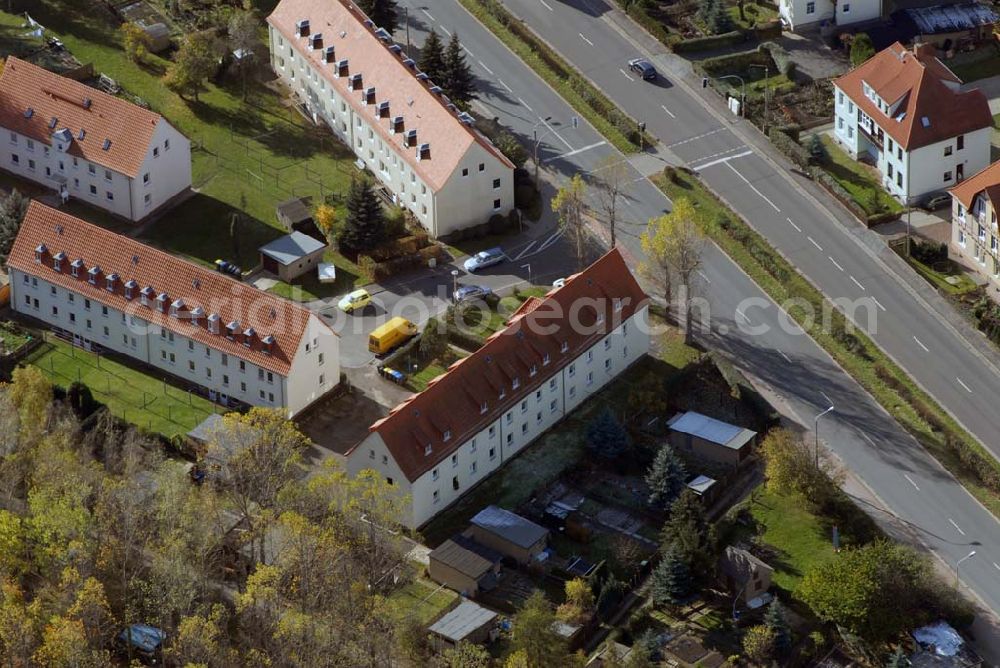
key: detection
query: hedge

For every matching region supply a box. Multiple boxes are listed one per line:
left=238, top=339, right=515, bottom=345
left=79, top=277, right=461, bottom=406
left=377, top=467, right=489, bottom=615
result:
left=696, top=48, right=771, bottom=78
left=768, top=128, right=812, bottom=171
left=759, top=41, right=795, bottom=77
left=672, top=30, right=748, bottom=54
left=623, top=0, right=680, bottom=48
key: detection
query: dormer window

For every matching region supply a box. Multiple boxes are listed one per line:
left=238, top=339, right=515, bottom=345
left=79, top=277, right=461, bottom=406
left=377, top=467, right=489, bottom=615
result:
left=34, top=244, right=46, bottom=263
left=391, top=116, right=404, bottom=133
left=336, top=59, right=349, bottom=77
left=417, top=143, right=430, bottom=160
left=296, top=18, right=310, bottom=36
left=443, top=430, right=451, bottom=442
left=543, top=353, right=550, bottom=366
left=499, top=388, right=506, bottom=400
left=404, top=129, right=417, bottom=147
left=351, top=74, right=363, bottom=91
left=88, top=265, right=100, bottom=285
left=614, top=298, right=622, bottom=312
left=377, top=101, right=390, bottom=118
left=424, top=444, right=432, bottom=456
left=243, top=327, right=256, bottom=347
left=561, top=340, right=569, bottom=353
left=70, top=259, right=83, bottom=277
left=226, top=321, right=239, bottom=340
left=512, top=378, right=520, bottom=390
left=309, top=33, right=323, bottom=49
left=140, top=286, right=154, bottom=306
left=170, top=298, right=184, bottom=317
left=364, top=86, right=376, bottom=104
left=208, top=313, right=220, bottom=334
left=52, top=251, right=66, bottom=272
left=480, top=401, right=487, bottom=414
left=105, top=273, right=118, bottom=292
left=189, top=306, right=204, bottom=326
left=262, top=334, right=275, bottom=355
left=124, top=280, right=137, bottom=300
left=324, top=45, right=336, bottom=63
left=156, top=292, right=168, bottom=312
left=529, top=365, right=537, bottom=377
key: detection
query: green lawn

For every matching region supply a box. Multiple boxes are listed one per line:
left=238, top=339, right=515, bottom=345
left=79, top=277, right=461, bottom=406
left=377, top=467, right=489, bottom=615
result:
left=404, top=348, right=468, bottom=392
left=387, top=577, right=459, bottom=624
left=949, top=52, right=1000, bottom=83
left=11, top=3, right=357, bottom=270
left=266, top=252, right=363, bottom=302
left=653, top=320, right=702, bottom=370
left=24, top=335, right=217, bottom=438
left=906, top=256, right=977, bottom=296
left=0, top=321, right=34, bottom=354
left=818, top=136, right=903, bottom=216
left=727, top=3, right=778, bottom=29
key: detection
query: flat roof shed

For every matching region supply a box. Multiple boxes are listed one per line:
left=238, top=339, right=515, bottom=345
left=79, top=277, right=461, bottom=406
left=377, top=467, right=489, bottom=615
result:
left=470, top=505, right=549, bottom=549
left=428, top=600, right=498, bottom=645
left=668, top=411, right=756, bottom=450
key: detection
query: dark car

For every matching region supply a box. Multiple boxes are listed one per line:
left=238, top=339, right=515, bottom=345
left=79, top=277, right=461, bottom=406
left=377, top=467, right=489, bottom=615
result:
left=628, top=58, right=657, bottom=81
left=454, top=285, right=493, bottom=302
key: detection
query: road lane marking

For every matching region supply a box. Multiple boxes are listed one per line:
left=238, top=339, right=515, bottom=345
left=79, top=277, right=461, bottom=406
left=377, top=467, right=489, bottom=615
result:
left=957, top=377, right=972, bottom=393
left=850, top=275, right=865, bottom=291
left=820, top=390, right=833, bottom=405
left=478, top=60, right=494, bottom=75
left=871, top=296, right=886, bottom=312
left=579, top=33, right=594, bottom=46
left=513, top=241, right=537, bottom=260
left=913, top=336, right=929, bottom=352
left=462, top=45, right=473, bottom=55
left=540, top=116, right=573, bottom=150
left=517, top=97, right=533, bottom=112
left=786, top=217, right=801, bottom=232
left=904, top=474, right=920, bottom=491
left=661, top=104, right=676, bottom=119
left=807, top=236, right=822, bottom=251
left=619, top=68, right=635, bottom=82
left=779, top=350, right=792, bottom=362
left=994, top=562, right=1000, bottom=572
left=736, top=308, right=751, bottom=323
left=539, top=0, right=554, bottom=9
left=861, top=433, right=876, bottom=446
left=536, top=229, right=564, bottom=253
left=545, top=141, right=607, bottom=162
left=725, top=162, right=780, bottom=212
left=690, top=149, right=752, bottom=171
left=829, top=256, right=844, bottom=272
left=948, top=518, right=966, bottom=536
left=697, top=270, right=711, bottom=284
left=666, top=127, right=727, bottom=148
left=440, top=26, right=452, bottom=36
left=421, top=8, right=435, bottom=20
left=498, top=79, right=513, bottom=93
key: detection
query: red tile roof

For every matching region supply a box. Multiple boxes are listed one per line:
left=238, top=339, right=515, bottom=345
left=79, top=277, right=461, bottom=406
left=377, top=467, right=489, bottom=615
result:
left=7, top=202, right=330, bottom=375
left=949, top=160, right=1000, bottom=209
left=833, top=42, right=991, bottom=151
left=267, top=0, right=513, bottom=192
left=0, top=57, right=171, bottom=178
left=352, top=248, right=648, bottom=482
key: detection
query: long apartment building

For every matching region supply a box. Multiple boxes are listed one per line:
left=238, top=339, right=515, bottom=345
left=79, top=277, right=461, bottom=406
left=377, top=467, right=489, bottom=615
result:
left=346, top=249, right=650, bottom=528
left=832, top=43, right=991, bottom=206
left=267, top=0, right=515, bottom=238
left=0, top=57, right=192, bottom=222
left=949, top=161, right=1000, bottom=295
left=8, top=202, right=339, bottom=418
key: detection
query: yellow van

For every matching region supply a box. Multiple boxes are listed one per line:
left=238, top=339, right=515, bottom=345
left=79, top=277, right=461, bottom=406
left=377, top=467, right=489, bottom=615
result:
left=368, top=317, right=418, bottom=355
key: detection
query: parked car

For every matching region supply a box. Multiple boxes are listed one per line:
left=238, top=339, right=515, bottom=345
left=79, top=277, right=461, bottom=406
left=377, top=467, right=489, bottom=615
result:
left=628, top=58, right=657, bottom=81
left=454, top=284, right=493, bottom=302
left=922, top=193, right=951, bottom=211
left=553, top=278, right=566, bottom=288
left=464, top=247, right=506, bottom=273
left=338, top=288, right=372, bottom=313
left=368, top=317, right=419, bottom=355
left=116, top=624, right=166, bottom=664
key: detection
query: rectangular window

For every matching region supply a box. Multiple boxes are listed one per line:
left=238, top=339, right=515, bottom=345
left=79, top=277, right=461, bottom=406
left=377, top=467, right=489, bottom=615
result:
left=493, top=199, right=501, bottom=211
left=944, top=171, right=953, bottom=182
left=489, top=447, right=496, bottom=460
left=945, top=146, right=953, bottom=157
left=957, top=135, right=964, bottom=150
left=806, top=1, right=815, bottom=12
left=493, top=178, right=501, bottom=189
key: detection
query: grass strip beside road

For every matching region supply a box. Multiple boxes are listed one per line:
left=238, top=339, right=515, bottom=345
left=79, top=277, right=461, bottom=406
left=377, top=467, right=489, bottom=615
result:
left=654, top=168, right=1000, bottom=518
left=456, top=0, right=652, bottom=154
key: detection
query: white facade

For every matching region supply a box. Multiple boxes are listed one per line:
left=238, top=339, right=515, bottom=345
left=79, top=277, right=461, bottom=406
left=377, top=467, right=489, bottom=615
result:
left=9, top=268, right=338, bottom=418
left=833, top=85, right=990, bottom=205
left=0, top=120, right=191, bottom=222
left=951, top=197, right=1000, bottom=293
left=347, top=306, right=649, bottom=528
left=267, top=25, right=514, bottom=238
left=779, top=0, right=879, bottom=31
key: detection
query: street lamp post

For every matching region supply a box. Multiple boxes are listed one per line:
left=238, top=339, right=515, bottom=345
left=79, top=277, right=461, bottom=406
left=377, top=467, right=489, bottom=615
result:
left=814, top=405, right=835, bottom=468
left=532, top=116, right=554, bottom=182
left=705, top=75, right=746, bottom=117
left=955, top=550, right=976, bottom=588
left=451, top=269, right=459, bottom=302
left=521, top=263, right=532, bottom=287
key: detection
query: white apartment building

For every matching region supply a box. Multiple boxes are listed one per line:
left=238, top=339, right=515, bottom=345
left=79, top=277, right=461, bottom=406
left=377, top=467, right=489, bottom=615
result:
left=832, top=42, right=991, bottom=206
left=0, top=57, right=191, bottom=222
left=779, top=0, right=880, bottom=31
left=267, top=0, right=515, bottom=238
left=345, top=249, right=650, bottom=528
left=949, top=161, right=1000, bottom=295
left=8, top=202, right=339, bottom=418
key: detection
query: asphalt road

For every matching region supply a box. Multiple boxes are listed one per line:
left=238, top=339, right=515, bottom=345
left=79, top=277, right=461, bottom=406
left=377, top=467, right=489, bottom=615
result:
left=387, top=0, right=1000, bottom=622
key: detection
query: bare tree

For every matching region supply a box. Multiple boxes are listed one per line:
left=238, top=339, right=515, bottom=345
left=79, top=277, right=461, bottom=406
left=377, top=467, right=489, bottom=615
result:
left=552, top=174, right=589, bottom=271
left=593, top=155, right=631, bottom=249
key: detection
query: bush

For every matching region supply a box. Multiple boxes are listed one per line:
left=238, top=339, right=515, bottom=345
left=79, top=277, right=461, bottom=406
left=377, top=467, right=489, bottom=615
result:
left=910, top=239, right=947, bottom=265
left=768, top=128, right=811, bottom=171
left=623, top=0, right=676, bottom=47
left=672, top=30, right=747, bottom=53
left=446, top=323, right=486, bottom=352
left=488, top=213, right=509, bottom=234
left=759, top=41, right=796, bottom=77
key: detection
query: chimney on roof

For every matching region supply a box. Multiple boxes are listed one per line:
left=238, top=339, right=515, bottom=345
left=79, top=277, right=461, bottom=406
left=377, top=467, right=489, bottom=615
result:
left=83, top=98, right=91, bottom=109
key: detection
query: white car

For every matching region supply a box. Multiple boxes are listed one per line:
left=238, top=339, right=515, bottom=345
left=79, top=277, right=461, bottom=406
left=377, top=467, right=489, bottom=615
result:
left=553, top=278, right=566, bottom=288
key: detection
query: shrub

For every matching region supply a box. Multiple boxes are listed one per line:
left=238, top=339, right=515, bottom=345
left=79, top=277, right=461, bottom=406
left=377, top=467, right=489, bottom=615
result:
left=910, top=239, right=948, bottom=265
left=768, top=128, right=811, bottom=171
left=806, top=133, right=828, bottom=163
left=850, top=33, right=876, bottom=67
left=759, top=41, right=795, bottom=77
left=672, top=30, right=747, bottom=53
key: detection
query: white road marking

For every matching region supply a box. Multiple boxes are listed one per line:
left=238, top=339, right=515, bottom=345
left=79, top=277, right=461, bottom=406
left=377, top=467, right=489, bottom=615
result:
left=904, top=474, right=920, bottom=491
left=957, top=377, right=973, bottom=393
left=994, top=562, right=1000, bottom=572
left=478, top=60, right=494, bottom=75
left=688, top=146, right=749, bottom=169
left=619, top=68, right=635, bottom=82
left=697, top=270, right=711, bottom=284
left=779, top=350, right=792, bottom=362
left=725, top=162, right=780, bottom=212
left=807, top=236, right=822, bottom=251
left=541, top=116, right=573, bottom=150
left=536, top=230, right=564, bottom=254
left=871, top=296, right=886, bottom=312
left=462, top=44, right=473, bottom=55
left=948, top=518, right=966, bottom=536
left=498, top=79, right=513, bottom=93
left=786, top=217, right=801, bottom=232
left=820, top=390, right=833, bottom=405
left=736, top=308, right=751, bottom=323
left=829, top=256, right=844, bottom=272
left=861, top=432, right=876, bottom=446
left=440, top=26, right=452, bottom=36
left=545, top=141, right=607, bottom=162
left=661, top=104, right=676, bottom=119
left=579, top=33, right=594, bottom=46
left=850, top=275, right=866, bottom=291
left=539, top=0, right=554, bottom=9
left=421, top=8, right=435, bottom=20
left=690, top=149, right=752, bottom=170
left=666, top=127, right=727, bottom=148
left=913, top=336, right=929, bottom=352
left=517, top=97, right=533, bottom=112
left=513, top=240, right=537, bottom=260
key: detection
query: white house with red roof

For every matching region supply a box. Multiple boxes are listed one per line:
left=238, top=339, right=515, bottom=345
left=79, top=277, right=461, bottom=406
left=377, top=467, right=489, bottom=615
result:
left=345, top=249, right=650, bottom=528
left=266, top=0, right=515, bottom=238
left=778, top=0, right=880, bottom=32
left=948, top=161, right=1000, bottom=294
left=7, top=202, right=339, bottom=418
left=0, top=57, right=191, bottom=222
left=832, top=43, right=991, bottom=206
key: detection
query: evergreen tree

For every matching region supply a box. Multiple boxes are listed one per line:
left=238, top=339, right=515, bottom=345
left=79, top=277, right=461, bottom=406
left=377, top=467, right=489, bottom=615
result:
left=697, top=0, right=732, bottom=34
left=661, top=490, right=716, bottom=581
left=0, top=189, right=29, bottom=266
left=646, top=444, right=687, bottom=509
left=886, top=647, right=910, bottom=668
left=586, top=408, right=630, bottom=460
left=356, top=0, right=399, bottom=32
left=850, top=32, right=876, bottom=67
left=635, top=628, right=661, bottom=663
left=443, top=32, right=476, bottom=108
left=339, top=178, right=386, bottom=254
left=807, top=133, right=829, bottom=164
left=650, top=548, right=691, bottom=607
left=764, top=599, right=792, bottom=654
left=419, top=29, right=446, bottom=85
